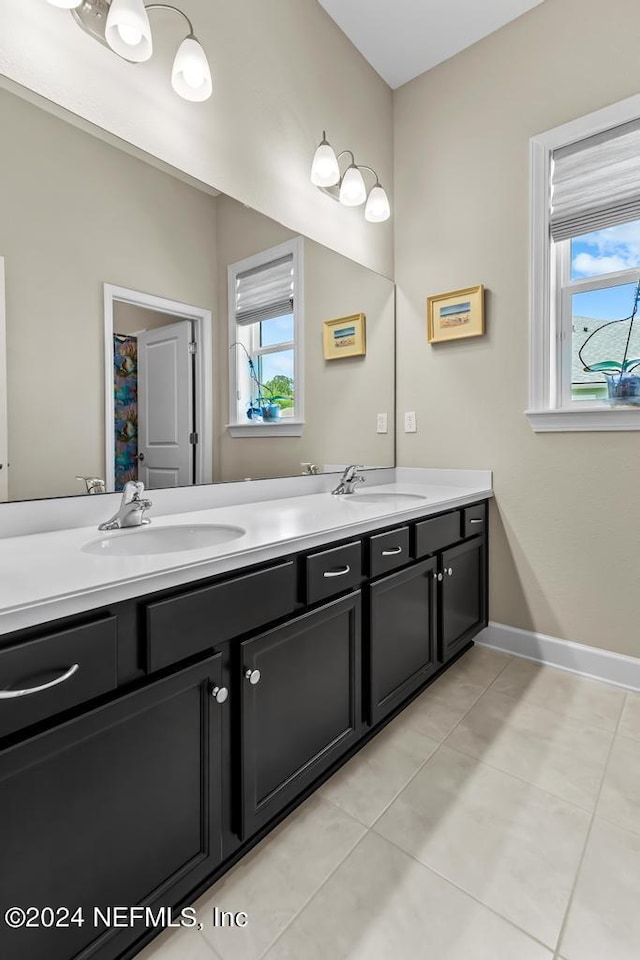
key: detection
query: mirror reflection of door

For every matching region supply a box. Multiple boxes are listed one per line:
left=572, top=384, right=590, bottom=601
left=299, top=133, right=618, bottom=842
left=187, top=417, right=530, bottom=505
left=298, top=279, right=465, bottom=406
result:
left=113, top=302, right=196, bottom=492
left=138, top=321, right=194, bottom=490
left=0, top=257, right=7, bottom=503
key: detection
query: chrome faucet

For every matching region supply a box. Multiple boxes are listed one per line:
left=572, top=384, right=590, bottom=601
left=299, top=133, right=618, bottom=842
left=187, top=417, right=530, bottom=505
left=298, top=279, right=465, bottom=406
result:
left=98, top=481, right=152, bottom=531
left=332, top=465, right=366, bottom=495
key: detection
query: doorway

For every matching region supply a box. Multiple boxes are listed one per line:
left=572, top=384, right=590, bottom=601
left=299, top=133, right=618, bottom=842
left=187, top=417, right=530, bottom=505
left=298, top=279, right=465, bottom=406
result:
left=104, top=285, right=212, bottom=493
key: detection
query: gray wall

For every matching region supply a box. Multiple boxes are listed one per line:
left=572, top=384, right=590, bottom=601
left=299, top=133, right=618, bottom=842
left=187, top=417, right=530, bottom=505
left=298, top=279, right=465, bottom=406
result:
left=394, top=0, right=640, bottom=657
left=0, top=89, right=218, bottom=500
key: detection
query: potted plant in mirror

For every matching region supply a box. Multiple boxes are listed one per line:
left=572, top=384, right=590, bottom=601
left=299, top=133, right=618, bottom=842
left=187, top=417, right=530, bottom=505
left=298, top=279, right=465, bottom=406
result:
left=579, top=280, right=640, bottom=406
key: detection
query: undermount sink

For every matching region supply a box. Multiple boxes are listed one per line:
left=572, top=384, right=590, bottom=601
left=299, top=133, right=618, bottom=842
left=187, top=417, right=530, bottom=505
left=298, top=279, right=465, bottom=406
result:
left=82, top=523, right=246, bottom=557
left=341, top=492, right=427, bottom=505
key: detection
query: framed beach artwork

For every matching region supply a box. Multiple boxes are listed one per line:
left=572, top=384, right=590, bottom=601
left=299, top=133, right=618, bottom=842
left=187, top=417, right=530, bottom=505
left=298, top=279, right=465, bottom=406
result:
left=323, top=313, right=366, bottom=360
left=427, top=285, right=485, bottom=343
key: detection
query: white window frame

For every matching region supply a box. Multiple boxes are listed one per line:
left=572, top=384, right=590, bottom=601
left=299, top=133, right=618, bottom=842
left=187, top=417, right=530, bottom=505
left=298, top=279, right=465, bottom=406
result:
left=528, top=93, right=640, bottom=432
left=227, top=237, right=304, bottom=438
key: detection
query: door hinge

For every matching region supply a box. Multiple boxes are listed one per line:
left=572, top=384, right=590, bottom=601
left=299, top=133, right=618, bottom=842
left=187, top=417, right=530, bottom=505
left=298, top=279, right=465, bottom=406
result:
left=189, top=341, right=198, bottom=355
left=189, top=432, right=199, bottom=445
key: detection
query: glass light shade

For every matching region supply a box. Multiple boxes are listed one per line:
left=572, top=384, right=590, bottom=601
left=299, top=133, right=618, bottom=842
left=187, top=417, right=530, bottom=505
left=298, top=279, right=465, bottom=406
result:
left=105, top=0, right=153, bottom=62
left=171, top=37, right=213, bottom=102
left=365, top=184, right=391, bottom=223
left=47, top=0, right=83, bottom=7
left=339, top=164, right=367, bottom=206
left=310, top=141, right=340, bottom=187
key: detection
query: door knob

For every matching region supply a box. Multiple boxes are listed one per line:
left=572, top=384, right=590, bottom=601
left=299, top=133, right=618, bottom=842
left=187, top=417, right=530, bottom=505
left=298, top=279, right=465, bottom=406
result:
left=137, top=452, right=145, bottom=462
left=446, top=567, right=453, bottom=576
left=210, top=685, right=229, bottom=704
left=245, top=668, right=261, bottom=685
left=436, top=572, right=444, bottom=582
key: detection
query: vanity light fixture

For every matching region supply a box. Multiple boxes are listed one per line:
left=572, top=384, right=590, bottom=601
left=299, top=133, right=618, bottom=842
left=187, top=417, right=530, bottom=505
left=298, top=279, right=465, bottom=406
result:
left=45, top=0, right=213, bottom=102
left=310, top=132, right=391, bottom=223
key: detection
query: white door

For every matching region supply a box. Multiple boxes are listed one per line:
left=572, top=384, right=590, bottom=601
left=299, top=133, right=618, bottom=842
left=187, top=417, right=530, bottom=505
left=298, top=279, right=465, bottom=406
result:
left=0, top=258, right=7, bottom=502
left=137, top=321, right=193, bottom=490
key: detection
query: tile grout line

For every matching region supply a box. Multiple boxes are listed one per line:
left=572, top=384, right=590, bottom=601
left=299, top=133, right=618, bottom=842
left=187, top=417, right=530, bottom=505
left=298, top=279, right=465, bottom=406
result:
left=255, top=653, right=513, bottom=958
left=254, top=829, right=373, bottom=960
left=438, top=740, right=597, bottom=817
left=550, top=689, right=627, bottom=960
left=366, top=655, right=515, bottom=831
left=479, top=654, right=628, bottom=732
left=369, top=826, right=557, bottom=954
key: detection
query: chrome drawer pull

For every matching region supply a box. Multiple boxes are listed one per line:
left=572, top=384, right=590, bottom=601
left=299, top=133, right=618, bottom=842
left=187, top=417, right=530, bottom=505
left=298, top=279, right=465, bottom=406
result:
left=0, top=663, right=79, bottom=700
left=323, top=565, right=351, bottom=578
left=381, top=547, right=403, bottom=557
left=469, top=518, right=483, bottom=524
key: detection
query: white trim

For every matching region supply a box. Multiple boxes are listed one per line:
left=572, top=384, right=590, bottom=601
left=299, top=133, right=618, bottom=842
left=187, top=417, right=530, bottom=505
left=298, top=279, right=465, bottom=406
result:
left=228, top=421, right=305, bottom=438
left=477, top=621, right=640, bottom=692
left=526, top=407, right=640, bottom=431
left=227, top=237, right=305, bottom=431
left=529, top=93, right=640, bottom=430
left=0, top=258, right=7, bottom=503
left=104, top=284, right=213, bottom=492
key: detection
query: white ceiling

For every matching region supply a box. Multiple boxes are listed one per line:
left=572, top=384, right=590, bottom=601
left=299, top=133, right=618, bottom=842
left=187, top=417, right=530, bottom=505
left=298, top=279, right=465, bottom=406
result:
left=317, top=0, right=544, bottom=89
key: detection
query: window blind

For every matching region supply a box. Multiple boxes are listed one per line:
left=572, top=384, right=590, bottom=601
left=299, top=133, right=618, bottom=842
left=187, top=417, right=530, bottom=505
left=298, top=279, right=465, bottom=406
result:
left=234, top=255, right=294, bottom=326
left=551, top=119, right=640, bottom=241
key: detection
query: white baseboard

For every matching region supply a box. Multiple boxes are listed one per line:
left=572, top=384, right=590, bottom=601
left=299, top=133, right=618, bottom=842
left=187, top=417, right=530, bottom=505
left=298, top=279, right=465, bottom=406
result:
left=476, top=622, right=640, bottom=692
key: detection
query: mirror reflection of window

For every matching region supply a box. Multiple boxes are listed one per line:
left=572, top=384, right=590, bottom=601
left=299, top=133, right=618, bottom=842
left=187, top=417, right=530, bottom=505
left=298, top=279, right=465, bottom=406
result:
left=229, top=239, right=302, bottom=427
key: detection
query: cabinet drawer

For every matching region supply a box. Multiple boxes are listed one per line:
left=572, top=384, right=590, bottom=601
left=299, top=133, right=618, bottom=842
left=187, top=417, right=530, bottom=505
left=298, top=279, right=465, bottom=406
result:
left=305, top=541, right=362, bottom=605
left=463, top=503, right=486, bottom=538
left=368, top=526, right=411, bottom=578
left=145, top=562, right=297, bottom=673
left=0, top=617, right=117, bottom=740
left=414, top=511, right=461, bottom=558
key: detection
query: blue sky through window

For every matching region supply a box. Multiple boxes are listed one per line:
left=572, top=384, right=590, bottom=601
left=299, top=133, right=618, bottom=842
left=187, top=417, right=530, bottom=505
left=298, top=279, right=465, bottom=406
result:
left=571, top=219, right=640, bottom=280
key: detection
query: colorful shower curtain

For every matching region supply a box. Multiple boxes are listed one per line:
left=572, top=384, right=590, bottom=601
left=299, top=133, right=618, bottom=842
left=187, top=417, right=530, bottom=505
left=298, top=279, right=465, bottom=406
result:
left=114, top=335, right=139, bottom=491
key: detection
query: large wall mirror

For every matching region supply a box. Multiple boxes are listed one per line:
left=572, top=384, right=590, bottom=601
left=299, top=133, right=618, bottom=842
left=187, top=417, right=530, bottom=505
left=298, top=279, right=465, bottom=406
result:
left=0, top=84, right=395, bottom=503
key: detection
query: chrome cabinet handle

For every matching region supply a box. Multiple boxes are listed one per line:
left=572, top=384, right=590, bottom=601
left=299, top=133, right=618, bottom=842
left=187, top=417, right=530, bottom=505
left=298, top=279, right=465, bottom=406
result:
left=210, top=685, right=229, bottom=704
left=437, top=572, right=444, bottom=582
left=0, top=663, right=79, bottom=700
left=381, top=547, right=403, bottom=556
left=323, top=565, right=351, bottom=578
left=446, top=567, right=453, bottom=576
left=245, top=669, right=261, bottom=685
left=469, top=518, right=483, bottom=524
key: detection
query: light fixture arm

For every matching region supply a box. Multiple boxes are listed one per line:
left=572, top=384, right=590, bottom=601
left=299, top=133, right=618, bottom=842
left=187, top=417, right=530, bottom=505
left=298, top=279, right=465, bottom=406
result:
left=145, top=3, right=195, bottom=37
left=336, top=149, right=356, bottom=167
left=357, top=164, right=381, bottom=186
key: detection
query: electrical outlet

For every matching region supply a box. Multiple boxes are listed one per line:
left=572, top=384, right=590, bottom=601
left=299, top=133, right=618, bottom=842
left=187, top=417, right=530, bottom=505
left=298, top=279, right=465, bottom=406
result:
left=404, top=411, right=417, bottom=433
left=376, top=413, right=388, bottom=434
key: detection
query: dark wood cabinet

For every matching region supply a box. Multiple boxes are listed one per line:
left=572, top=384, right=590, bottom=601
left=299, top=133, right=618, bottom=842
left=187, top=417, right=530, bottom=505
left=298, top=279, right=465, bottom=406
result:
left=0, top=498, right=489, bottom=960
left=240, top=592, right=361, bottom=837
left=0, top=656, right=225, bottom=960
left=368, top=558, right=437, bottom=725
left=441, top=536, right=486, bottom=663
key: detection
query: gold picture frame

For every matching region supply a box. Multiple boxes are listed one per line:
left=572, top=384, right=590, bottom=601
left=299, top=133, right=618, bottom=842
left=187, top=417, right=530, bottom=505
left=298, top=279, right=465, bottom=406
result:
left=427, top=285, right=485, bottom=343
left=323, top=313, right=366, bottom=360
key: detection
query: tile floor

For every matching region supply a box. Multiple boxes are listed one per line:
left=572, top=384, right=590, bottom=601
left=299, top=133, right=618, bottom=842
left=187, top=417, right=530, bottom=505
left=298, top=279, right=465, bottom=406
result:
left=138, top=645, right=640, bottom=960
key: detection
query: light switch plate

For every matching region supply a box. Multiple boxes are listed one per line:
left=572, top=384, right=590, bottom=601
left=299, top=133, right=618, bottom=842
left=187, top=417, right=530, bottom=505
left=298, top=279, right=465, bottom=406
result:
left=377, top=413, right=388, bottom=434
left=404, top=411, right=417, bottom=433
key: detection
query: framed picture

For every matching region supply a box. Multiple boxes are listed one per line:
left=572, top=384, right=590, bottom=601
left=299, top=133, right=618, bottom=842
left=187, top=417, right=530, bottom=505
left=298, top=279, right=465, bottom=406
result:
left=323, top=313, right=366, bottom=360
left=427, top=285, right=485, bottom=343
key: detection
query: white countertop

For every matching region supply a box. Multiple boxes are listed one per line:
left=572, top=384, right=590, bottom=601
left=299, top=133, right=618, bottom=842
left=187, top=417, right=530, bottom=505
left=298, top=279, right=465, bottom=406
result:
left=0, top=472, right=492, bottom=636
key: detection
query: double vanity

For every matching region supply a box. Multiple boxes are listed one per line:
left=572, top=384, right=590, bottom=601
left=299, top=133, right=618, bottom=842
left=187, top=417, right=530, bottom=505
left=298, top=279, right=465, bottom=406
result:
left=0, top=468, right=491, bottom=960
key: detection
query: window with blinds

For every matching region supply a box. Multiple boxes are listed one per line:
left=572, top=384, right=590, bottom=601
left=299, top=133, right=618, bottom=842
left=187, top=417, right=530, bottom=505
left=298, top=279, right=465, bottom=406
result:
left=550, top=120, right=640, bottom=242
left=542, top=115, right=640, bottom=410
left=227, top=238, right=303, bottom=430
left=233, top=255, right=294, bottom=327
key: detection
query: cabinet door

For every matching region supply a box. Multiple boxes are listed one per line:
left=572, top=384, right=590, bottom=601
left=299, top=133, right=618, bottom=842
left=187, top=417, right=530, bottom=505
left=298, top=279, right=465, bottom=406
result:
left=441, top=536, right=486, bottom=662
left=368, top=557, right=437, bottom=725
left=0, top=656, right=225, bottom=960
left=240, top=593, right=361, bottom=838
